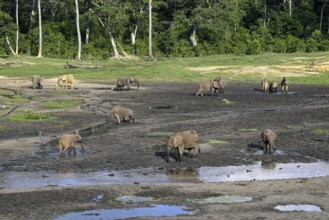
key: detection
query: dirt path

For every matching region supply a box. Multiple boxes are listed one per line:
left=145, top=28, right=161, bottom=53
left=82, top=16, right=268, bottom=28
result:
left=0, top=77, right=328, bottom=219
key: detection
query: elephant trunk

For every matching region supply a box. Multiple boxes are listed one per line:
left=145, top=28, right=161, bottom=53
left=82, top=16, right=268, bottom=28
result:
left=135, top=80, right=139, bottom=90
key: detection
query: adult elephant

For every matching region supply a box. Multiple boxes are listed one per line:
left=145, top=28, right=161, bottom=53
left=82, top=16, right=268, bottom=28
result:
left=116, top=76, right=139, bottom=91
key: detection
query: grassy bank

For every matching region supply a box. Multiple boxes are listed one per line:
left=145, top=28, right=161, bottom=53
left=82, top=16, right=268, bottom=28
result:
left=0, top=52, right=328, bottom=84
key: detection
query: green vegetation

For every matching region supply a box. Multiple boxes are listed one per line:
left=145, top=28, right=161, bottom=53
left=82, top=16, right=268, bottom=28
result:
left=1, top=1, right=329, bottom=59
left=312, top=129, right=329, bottom=133
left=207, top=139, right=229, bottom=144
left=0, top=96, right=27, bottom=104
left=1, top=52, right=329, bottom=84
left=0, top=125, right=7, bottom=131
left=57, top=120, right=70, bottom=128
left=6, top=111, right=54, bottom=122
left=238, top=128, right=259, bottom=132
left=147, top=131, right=174, bottom=137
left=42, top=99, right=81, bottom=109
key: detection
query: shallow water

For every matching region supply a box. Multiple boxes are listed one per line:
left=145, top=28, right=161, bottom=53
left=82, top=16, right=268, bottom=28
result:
left=53, top=204, right=193, bottom=220
left=1, top=161, right=329, bottom=190
left=274, top=204, right=322, bottom=212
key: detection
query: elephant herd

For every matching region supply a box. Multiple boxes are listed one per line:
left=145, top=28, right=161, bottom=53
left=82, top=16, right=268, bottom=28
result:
left=30, top=73, right=279, bottom=160
left=262, top=77, right=289, bottom=94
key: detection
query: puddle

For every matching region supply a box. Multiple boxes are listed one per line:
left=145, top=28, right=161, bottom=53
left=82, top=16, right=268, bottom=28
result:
left=275, top=91, right=297, bottom=95
left=1, top=161, right=329, bottom=189
left=53, top=204, right=193, bottom=220
left=274, top=204, right=322, bottom=212
left=192, top=195, right=253, bottom=204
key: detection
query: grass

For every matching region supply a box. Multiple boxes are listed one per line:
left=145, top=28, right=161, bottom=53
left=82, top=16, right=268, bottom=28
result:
left=0, top=125, right=7, bottom=131
left=312, top=129, right=329, bottom=133
left=0, top=52, right=329, bottom=84
left=147, top=131, right=174, bottom=137
left=42, top=99, right=82, bottom=109
left=207, top=139, right=229, bottom=144
left=0, top=96, right=28, bottom=104
left=238, top=128, right=259, bottom=132
left=6, top=111, right=55, bottom=122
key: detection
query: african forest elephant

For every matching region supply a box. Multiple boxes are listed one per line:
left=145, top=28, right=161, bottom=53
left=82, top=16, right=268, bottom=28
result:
left=262, top=79, right=269, bottom=93
left=116, top=76, right=139, bottom=90
left=59, top=133, right=84, bottom=157
left=261, top=129, right=277, bottom=154
left=56, top=74, right=75, bottom=90
left=281, top=77, right=289, bottom=94
left=32, top=74, right=43, bottom=89
left=112, top=105, right=135, bottom=124
left=269, top=82, right=278, bottom=93
left=166, top=130, right=200, bottom=162
left=214, top=75, right=225, bottom=94
left=196, top=80, right=220, bottom=96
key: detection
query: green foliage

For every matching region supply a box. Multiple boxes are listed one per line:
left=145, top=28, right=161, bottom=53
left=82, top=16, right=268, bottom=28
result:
left=41, top=99, right=82, bottom=109
left=6, top=111, right=54, bottom=122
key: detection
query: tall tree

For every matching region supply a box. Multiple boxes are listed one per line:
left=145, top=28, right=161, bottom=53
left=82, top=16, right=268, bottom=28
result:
left=15, top=0, right=19, bottom=56
left=36, top=0, right=43, bottom=58
left=148, top=0, right=153, bottom=60
left=75, top=0, right=82, bottom=60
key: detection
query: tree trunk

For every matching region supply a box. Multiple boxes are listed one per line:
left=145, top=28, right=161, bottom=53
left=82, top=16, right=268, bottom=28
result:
left=37, top=0, right=43, bottom=58
left=320, top=0, right=329, bottom=31
left=85, top=9, right=91, bottom=44
left=189, top=28, right=197, bottom=47
left=131, top=25, right=137, bottom=54
left=148, top=0, right=154, bottom=60
left=5, top=36, right=16, bottom=55
left=30, top=0, right=36, bottom=30
left=108, top=28, right=120, bottom=59
left=15, top=0, right=19, bottom=56
left=97, top=16, right=121, bottom=59
left=75, top=0, right=82, bottom=60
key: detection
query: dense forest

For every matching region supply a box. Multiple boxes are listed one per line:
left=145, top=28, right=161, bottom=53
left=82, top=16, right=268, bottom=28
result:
left=1, top=0, right=329, bottom=59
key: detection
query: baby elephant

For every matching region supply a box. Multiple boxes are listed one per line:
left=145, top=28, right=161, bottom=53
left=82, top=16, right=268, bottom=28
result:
left=269, top=82, right=278, bottom=93
left=116, top=76, right=139, bottom=90
left=281, top=77, right=289, bottom=94
left=196, top=80, right=220, bottom=96
left=32, top=74, right=43, bottom=89
left=112, top=105, right=135, bottom=124
left=166, top=129, right=200, bottom=162
left=261, top=129, right=277, bottom=154
left=262, top=79, right=269, bottom=93
left=59, top=133, right=84, bottom=157
left=214, top=76, right=225, bottom=94
left=56, top=74, right=75, bottom=90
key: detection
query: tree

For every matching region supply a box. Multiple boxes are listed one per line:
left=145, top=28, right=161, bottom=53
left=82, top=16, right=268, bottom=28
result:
left=148, top=0, right=154, bottom=60
left=75, top=0, right=82, bottom=60
left=15, top=0, right=19, bottom=56
left=36, top=0, right=43, bottom=58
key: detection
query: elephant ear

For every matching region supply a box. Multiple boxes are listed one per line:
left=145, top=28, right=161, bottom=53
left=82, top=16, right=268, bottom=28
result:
left=213, top=81, right=220, bottom=89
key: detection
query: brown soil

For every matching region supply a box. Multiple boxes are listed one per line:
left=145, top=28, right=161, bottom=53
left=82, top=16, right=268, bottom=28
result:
left=0, top=77, right=329, bottom=219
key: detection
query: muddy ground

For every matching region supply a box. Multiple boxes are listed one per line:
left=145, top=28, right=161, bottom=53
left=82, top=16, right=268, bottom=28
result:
left=0, top=77, right=328, bottom=219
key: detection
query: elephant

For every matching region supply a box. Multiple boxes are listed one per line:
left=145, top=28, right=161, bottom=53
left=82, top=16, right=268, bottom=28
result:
left=166, top=129, right=200, bottom=162
left=281, top=77, right=289, bottom=94
left=213, top=76, right=225, bottom=94
left=262, top=79, right=269, bottom=93
left=196, top=80, right=220, bottom=96
left=32, top=74, right=43, bottom=89
left=269, top=82, right=278, bottom=93
left=112, top=105, right=135, bottom=124
left=59, top=133, right=84, bottom=157
left=56, top=74, right=75, bottom=90
left=261, top=129, right=277, bottom=154
left=116, top=76, right=139, bottom=91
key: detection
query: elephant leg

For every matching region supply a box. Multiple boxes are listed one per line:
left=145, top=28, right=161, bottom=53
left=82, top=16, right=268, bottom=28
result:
left=73, top=146, right=77, bottom=157
left=115, top=115, right=121, bottom=124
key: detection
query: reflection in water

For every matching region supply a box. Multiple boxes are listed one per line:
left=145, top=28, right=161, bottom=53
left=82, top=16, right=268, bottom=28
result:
left=1, top=162, right=329, bottom=190
left=53, top=204, right=193, bottom=220
left=274, top=204, right=322, bottom=212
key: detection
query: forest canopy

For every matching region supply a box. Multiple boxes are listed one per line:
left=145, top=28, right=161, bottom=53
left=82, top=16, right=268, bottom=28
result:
left=1, top=0, right=329, bottom=59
